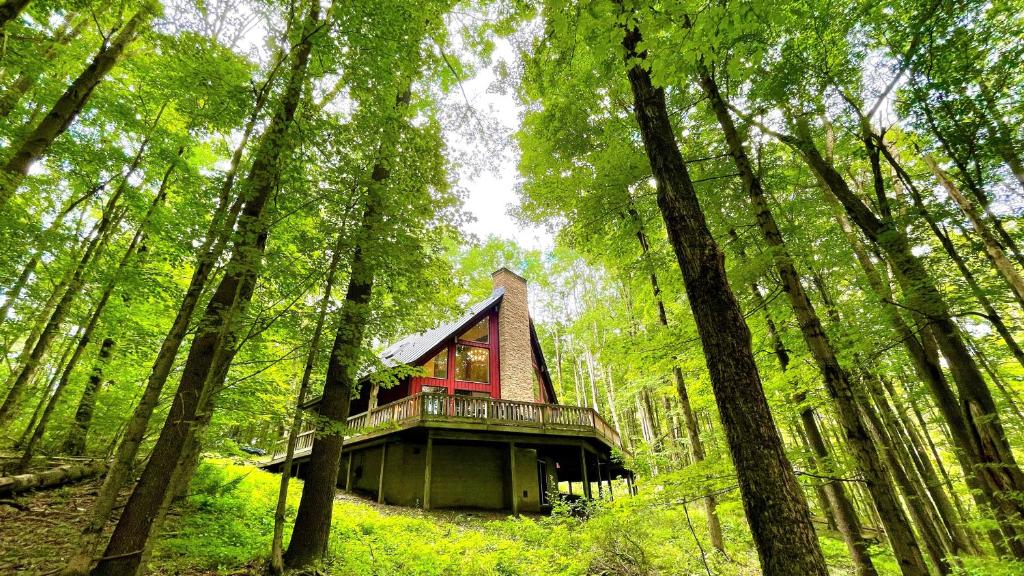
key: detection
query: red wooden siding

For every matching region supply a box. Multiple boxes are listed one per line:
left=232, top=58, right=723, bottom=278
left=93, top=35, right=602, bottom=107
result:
left=410, top=309, right=501, bottom=398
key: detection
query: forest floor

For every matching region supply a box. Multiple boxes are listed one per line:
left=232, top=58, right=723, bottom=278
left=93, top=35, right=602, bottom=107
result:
left=0, top=476, right=130, bottom=575
left=2, top=459, right=1018, bottom=575
left=0, top=468, right=541, bottom=575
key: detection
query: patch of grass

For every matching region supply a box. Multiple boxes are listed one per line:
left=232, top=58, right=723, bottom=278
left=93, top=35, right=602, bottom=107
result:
left=154, top=459, right=299, bottom=572
left=153, top=461, right=1023, bottom=576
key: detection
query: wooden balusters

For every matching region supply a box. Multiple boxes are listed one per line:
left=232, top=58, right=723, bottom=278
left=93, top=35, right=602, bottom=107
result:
left=273, top=392, right=626, bottom=457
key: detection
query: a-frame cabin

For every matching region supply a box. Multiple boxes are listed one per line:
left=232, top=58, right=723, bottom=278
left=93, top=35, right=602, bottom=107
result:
left=263, top=268, right=630, bottom=513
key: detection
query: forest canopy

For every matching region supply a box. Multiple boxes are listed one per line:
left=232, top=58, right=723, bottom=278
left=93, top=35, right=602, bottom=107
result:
left=0, top=0, right=1023, bottom=574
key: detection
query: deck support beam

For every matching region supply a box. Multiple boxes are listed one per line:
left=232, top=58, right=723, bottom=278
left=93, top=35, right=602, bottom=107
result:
left=605, top=460, right=614, bottom=501
left=377, top=443, right=387, bottom=504
left=509, top=442, right=519, bottom=515
left=345, top=452, right=352, bottom=492
left=423, top=433, right=433, bottom=510
left=579, top=446, right=591, bottom=499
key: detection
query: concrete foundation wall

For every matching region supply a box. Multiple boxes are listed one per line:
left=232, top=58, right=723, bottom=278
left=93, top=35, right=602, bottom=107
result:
left=431, top=443, right=507, bottom=509
left=382, top=443, right=426, bottom=507
left=349, top=445, right=383, bottom=495
left=513, top=446, right=540, bottom=512
left=344, top=440, right=545, bottom=513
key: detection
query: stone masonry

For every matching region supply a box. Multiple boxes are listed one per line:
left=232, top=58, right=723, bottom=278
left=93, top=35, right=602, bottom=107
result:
left=492, top=267, right=535, bottom=403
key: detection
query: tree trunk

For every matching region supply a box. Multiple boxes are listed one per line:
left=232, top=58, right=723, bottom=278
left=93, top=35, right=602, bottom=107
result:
left=1, top=264, right=74, bottom=414
left=14, top=326, right=83, bottom=450
left=968, top=341, right=1024, bottom=427
left=0, top=100, right=162, bottom=431
left=790, top=421, right=838, bottom=530
left=0, top=4, right=153, bottom=208
left=283, top=188, right=385, bottom=568
left=284, top=82, right=408, bottom=567
left=626, top=200, right=725, bottom=546
left=977, top=83, right=1024, bottom=195
left=621, top=24, right=828, bottom=575
left=89, top=4, right=318, bottom=573
left=1, top=176, right=107, bottom=343
left=0, top=187, right=127, bottom=431
left=901, top=375, right=992, bottom=554
left=880, top=376, right=978, bottom=554
left=826, top=178, right=999, bottom=540
left=268, top=233, right=344, bottom=574
left=919, top=98, right=1024, bottom=269
left=745, top=269, right=877, bottom=575
left=857, top=386, right=955, bottom=574
left=0, top=14, right=86, bottom=117
left=17, top=151, right=178, bottom=471
left=61, top=49, right=274, bottom=576
left=0, top=0, right=30, bottom=30
left=787, top=122, right=1024, bottom=558
left=892, top=148, right=1024, bottom=370
left=603, top=365, right=627, bottom=453
left=920, top=152, right=1024, bottom=309
left=0, top=253, right=38, bottom=338
left=59, top=337, right=114, bottom=456
left=702, top=69, right=909, bottom=576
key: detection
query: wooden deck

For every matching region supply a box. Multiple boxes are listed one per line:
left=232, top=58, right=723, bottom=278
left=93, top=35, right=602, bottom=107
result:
left=265, top=392, right=623, bottom=465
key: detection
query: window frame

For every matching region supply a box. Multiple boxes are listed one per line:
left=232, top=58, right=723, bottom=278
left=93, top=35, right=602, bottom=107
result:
left=453, top=342, right=490, bottom=384
left=411, top=309, right=500, bottom=399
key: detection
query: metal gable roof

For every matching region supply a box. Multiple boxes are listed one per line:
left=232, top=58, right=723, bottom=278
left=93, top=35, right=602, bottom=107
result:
left=377, top=286, right=505, bottom=368
left=301, top=288, right=506, bottom=410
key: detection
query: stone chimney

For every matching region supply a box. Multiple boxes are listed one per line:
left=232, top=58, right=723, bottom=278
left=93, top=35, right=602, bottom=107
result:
left=492, top=267, right=534, bottom=403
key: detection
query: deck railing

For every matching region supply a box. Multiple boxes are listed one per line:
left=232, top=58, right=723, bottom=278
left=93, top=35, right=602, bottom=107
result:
left=271, top=392, right=623, bottom=460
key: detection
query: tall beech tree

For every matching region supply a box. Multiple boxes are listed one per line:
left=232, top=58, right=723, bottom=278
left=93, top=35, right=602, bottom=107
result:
left=699, top=69, right=925, bottom=575
left=16, top=150, right=181, bottom=472
left=283, top=172, right=387, bottom=568
left=60, top=336, right=114, bottom=456
left=777, top=116, right=1024, bottom=556
left=268, top=232, right=344, bottom=574
left=89, top=2, right=323, bottom=573
left=62, top=56, right=272, bottom=575
left=617, top=16, right=829, bottom=575
left=0, top=3, right=156, bottom=209
left=629, top=205, right=724, bottom=553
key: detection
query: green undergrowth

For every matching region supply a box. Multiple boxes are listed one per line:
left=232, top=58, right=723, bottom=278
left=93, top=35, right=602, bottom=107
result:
left=153, top=460, right=1023, bottom=575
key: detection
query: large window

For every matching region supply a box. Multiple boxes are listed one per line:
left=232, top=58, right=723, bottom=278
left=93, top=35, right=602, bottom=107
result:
left=455, top=344, right=489, bottom=383
left=422, top=349, right=448, bottom=379
left=460, top=318, right=489, bottom=343
left=411, top=312, right=497, bottom=398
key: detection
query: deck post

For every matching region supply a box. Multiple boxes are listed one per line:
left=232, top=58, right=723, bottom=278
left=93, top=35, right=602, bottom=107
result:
left=606, top=460, right=614, bottom=501
left=423, top=433, right=433, bottom=510
left=345, top=451, right=353, bottom=492
left=579, top=446, right=591, bottom=499
left=377, top=443, right=387, bottom=504
left=568, top=480, right=572, bottom=496
left=596, top=459, right=603, bottom=499
left=509, top=442, right=519, bottom=515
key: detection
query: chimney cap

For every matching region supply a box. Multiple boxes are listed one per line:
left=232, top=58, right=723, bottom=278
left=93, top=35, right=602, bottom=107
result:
left=491, top=266, right=527, bottom=284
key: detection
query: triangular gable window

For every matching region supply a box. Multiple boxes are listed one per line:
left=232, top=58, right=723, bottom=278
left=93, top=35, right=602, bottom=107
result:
left=423, top=349, right=447, bottom=379
left=459, top=317, right=489, bottom=344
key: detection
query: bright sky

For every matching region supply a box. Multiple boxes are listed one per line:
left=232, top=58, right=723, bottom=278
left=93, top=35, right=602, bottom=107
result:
left=444, top=38, right=553, bottom=252
left=229, top=5, right=551, bottom=251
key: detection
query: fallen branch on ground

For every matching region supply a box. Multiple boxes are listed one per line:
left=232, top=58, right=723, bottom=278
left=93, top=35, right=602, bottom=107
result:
left=0, top=460, right=107, bottom=497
